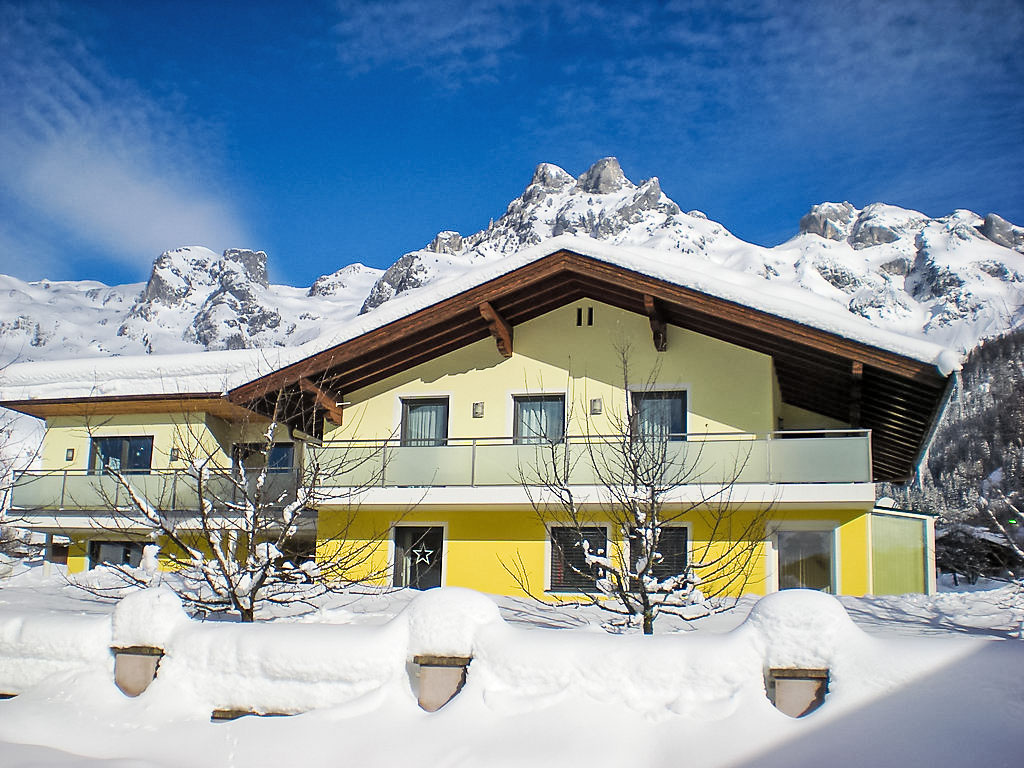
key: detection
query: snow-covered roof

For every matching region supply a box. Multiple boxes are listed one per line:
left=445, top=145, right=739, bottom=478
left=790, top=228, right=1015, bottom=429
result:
left=0, top=235, right=960, bottom=405
left=281, top=235, right=961, bottom=376
left=0, top=347, right=287, bottom=403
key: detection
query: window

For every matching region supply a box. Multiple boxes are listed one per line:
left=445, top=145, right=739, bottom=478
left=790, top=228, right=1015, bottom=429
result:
left=629, top=526, right=688, bottom=583
left=632, top=391, right=686, bottom=441
left=233, top=443, right=295, bottom=473
left=89, top=540, right=145, bottom=569
left=777, top=530, right=833, bottom=593
left=514, top=395, right=565, bottom=444
left=394, top=526, right=443, bottom=589
left=401, top=398, right=449, bottom=446
left=89, top=436, right=153, bottom=474
left=550, top=526, right=607, bottom=591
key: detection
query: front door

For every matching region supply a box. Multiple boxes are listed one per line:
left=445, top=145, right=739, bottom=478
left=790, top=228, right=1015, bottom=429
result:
left=777, top=530, right=834, bottom=592
left=394, top=526, right=443, bottom=589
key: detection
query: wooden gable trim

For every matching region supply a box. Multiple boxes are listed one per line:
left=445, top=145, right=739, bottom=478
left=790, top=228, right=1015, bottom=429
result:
left=478, top=301, right=513, bottom=358
left=298, top=378, right=345, bottom=425
left=230, top=249, right=942, bottom=403
left=224, top=248, right=950, bottom=482
left=642, top=294, right=668, bottom=352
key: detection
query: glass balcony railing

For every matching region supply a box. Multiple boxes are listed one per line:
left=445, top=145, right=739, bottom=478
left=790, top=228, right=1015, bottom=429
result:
left=313, top=430, right=872, bottom=489
left=9, top=468, right=298, bottom=512
left=9, top=431, right=872, bottom=512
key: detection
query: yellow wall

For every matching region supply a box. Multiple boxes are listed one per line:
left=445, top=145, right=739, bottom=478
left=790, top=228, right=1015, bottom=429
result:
left=40, top=411, right=289, bottom=473
left=316, top=504, right=875, bottom=599
left=327, top=300, right=778, bottom=443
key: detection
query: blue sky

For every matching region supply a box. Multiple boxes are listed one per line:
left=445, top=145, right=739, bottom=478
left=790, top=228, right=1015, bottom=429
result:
left=1, top=0, right=1021, bottom=287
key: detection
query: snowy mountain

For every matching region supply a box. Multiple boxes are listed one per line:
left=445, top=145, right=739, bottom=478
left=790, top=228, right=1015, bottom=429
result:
left=1, top=157, right=1023, bottom=370
left=0, top=248, right=382, bottom=366
left=361, top=158, right=1024, bottom=353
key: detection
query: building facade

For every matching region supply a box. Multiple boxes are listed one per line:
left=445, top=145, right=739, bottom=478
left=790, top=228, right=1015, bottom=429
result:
left=3, top=244, right=949, bottom=597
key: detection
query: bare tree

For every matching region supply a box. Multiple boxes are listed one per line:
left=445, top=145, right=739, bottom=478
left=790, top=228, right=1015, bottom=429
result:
left=511, top=349, right=771, bottom=634
left=77, top=400, right=395, bottom=621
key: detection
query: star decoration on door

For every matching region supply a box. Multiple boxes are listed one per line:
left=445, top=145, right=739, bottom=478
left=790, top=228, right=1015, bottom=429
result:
left=411, top=545, right=434, bottom=565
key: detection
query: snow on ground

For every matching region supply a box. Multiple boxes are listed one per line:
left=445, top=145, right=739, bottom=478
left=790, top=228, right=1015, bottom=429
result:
left=0, top=562, right=1022, bottom=767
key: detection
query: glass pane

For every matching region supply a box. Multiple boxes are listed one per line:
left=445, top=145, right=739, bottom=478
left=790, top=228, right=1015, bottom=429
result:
left=871, top=514, right=926, bottom=595
left=268, top=444, right=294, bottom=472
left=634, top=392, right=686, bottom=440
left=394, top=526, right=443, bottom=589
left=90, top=437, right=152, bottom=474
left=91, top=438, right=123, bottom=473
left=125, top=437, right=153, bottom=472
left=778, top=530, right=833, bottom=592
left=515, top=395, right=565, bottom=444
left=402, top=399, right=448, bottom=446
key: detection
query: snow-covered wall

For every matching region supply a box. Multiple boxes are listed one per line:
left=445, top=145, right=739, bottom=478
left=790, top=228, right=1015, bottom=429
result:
left=0, top=587, right=981, bottom=722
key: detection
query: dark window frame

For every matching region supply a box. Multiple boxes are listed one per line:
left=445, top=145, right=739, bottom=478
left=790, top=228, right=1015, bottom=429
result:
left=88, top=436, right=154, bottom=475
left=549, top=525, right=608, bottom=592
left=513, top=394, right=567, bottom=445
left=232, top=442, right=295, bottom=474
left=400, top=397, right=450, bottom=447
left=88, top=540, right=146, bottom=569
left=631, top=390, right=688, bottom=441
left=628, top=525, right=689, bottom=587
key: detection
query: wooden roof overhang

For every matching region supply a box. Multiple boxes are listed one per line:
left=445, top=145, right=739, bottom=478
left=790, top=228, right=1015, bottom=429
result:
left=228, top=249, right=952, bottom=482
left=3, top=393, right=262, bottom=422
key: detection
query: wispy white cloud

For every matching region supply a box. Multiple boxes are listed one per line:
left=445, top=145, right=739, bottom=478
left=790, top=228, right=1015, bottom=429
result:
left=331, top=0, right=1023, bottom=175
left=0, top=2, right=250, bottom=278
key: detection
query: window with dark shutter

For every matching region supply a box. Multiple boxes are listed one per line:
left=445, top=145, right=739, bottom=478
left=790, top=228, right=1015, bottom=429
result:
left=629, top=526, right=688, bottom=585
left=550, top=526, right=607, bottom=591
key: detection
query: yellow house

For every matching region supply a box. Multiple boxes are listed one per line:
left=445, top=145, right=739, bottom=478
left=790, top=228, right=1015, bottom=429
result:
left=2, top=240, right=951, bottom=598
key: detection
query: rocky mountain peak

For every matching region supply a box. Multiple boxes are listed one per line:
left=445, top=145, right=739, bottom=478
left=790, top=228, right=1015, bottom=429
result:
left=529, top=162, right=574, bottom=190
left=980, top=213, right=1024, bottom=253
left=221, top=248, right=269, bottom=288
left=428, top=231, right=464, bottom=255
left=307, top=263, right=383, bottom=298
left=576, top=157, right=629, bottom=194
left=359, top=158, right=702, bottom=313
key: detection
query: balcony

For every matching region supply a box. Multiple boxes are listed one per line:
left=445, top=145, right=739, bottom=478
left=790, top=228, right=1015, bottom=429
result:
left=315, top=430, right=872, bottom=489
left=9, top=468, right=299, bottom=513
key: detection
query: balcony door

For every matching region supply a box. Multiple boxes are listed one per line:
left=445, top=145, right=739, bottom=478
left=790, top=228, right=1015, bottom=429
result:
left=394, top=526, right=443, bottom=589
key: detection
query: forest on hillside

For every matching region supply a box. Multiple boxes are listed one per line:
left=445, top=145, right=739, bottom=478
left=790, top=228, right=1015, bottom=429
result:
left=886, top=327, right=1024, bottom=576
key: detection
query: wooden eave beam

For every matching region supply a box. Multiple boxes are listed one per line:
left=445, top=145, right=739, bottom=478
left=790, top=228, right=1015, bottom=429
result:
left=298, top=377, right=345, bottom=425
left=478, top=301, right=513, bottom=358
left=642, top=294, right=668, bottom=352
left=849, top=361, right=864, bottom=428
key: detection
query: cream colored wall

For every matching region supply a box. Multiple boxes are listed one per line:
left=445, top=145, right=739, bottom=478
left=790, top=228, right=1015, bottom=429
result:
left=41, top=412, right=232, bottom=471
left=327, top=300, right=777, bottom=442
left=779, top=403, right=849, bottom=431
left=40, top=411, right=289, bottom=473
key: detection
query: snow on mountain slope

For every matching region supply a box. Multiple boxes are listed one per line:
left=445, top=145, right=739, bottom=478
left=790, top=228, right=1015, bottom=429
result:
left=0, top=249, right=382, bottom=367
left=1, top=157, right=1022, bottom=371
left=360, top=159, right=1024, bottom=353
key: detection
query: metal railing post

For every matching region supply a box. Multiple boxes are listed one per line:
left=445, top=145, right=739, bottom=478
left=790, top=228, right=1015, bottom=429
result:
left=766, top=432, right=773, bottom=483
left=381, top=441, right=387, bottom=487
left=470, top=439, right=477, bottom=487
left=171, top=471, right=178, bottom=511
left=60, top=470, right=68, bottom=509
